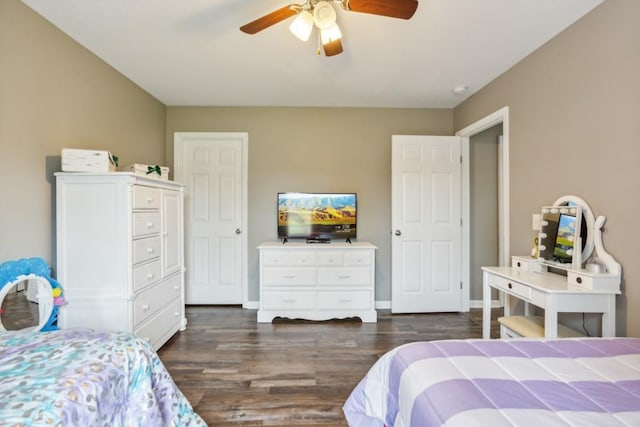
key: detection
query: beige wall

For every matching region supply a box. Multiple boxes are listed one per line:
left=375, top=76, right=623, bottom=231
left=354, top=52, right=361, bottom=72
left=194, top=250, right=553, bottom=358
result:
left=5, top=0, right=637, bottom=337
left=167, top=107, right=453, bottom=301
left=0, top=0, right=166, bottom=265
left=454, top=0, right=640, bottom=337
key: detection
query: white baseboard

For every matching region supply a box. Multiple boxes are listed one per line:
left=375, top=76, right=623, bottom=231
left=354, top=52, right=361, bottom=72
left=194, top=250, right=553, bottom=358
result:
left=375, top=300, right=391, bottom=309
left=246, top=300, right=500, bottom=310
left=469, top=299, right=502, bottom=309
left=244, top=301, right=259, bottom=310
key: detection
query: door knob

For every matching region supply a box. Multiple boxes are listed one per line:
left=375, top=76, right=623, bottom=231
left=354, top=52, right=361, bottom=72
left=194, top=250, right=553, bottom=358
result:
left=394, top=230, right=401, bottom=236
left=235, top=228, right=242, bottom=234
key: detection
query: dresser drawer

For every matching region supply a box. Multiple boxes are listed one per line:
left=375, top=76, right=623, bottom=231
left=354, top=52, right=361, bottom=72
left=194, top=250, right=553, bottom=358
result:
left=134, top=275, right=180, bottom=326
left=262, top=250, right=316, bottom=266
left=133, top=212, right=161, bottom=237
left=511, top=256, right=544, bottom=272
left=261, top=267, right=316, bottom=286
left=344, top=250, right=372, bottom=266
left=316, top=251, right=344, bottom=266
left=490, top=274, right=531, bottom=300
left=262, top=290, right=316, bottom=310
left=133, top=185, right=161, bottom=209
left=317, top=290, right=371, bottom=310
left=133, top=259, right=161, bottom=292
left=135, top=299, right=181, bottom=347
left=133, top=236, right=161, bottom=264
left=318, top=267, right=371, bottom=286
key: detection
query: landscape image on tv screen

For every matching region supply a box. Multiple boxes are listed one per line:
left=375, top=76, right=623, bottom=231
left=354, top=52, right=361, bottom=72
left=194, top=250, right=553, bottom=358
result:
left=553, top=213, right=577, bottom=262
left=278, top=193, right=356, bottom=239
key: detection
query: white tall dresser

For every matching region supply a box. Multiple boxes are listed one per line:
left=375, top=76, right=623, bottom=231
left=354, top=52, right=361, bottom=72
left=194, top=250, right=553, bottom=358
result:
left=55, top=172, right=186, bottom=350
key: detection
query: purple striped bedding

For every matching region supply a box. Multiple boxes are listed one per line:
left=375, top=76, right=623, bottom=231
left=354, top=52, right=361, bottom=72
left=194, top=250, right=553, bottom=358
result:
left=343, top=338, right=640, bottom=426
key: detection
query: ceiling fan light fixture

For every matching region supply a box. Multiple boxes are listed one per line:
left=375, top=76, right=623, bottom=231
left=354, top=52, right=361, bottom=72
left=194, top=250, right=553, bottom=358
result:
left=313, top=1, right=337, bottom=29
left=321, top=22, right=342, bottom=45
left=289, top=10, right=314, bottom=42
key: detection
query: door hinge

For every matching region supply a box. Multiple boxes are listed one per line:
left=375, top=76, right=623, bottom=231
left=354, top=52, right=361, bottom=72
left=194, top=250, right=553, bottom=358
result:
left=460, top=218, right=463, bottom=227
left=460, top=155, right=463, bottom=164
left=460, top=281, right=463, bottom=290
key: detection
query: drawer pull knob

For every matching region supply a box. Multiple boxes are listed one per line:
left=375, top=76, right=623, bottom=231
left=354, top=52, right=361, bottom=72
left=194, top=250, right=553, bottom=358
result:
left=146, top=273, right=155, bottom=279
left=147, top=248, right=154, bottom=254
left=508, top=283, right=513, bottom=289
left=174, top=312, right=180, bottom=317
left=142, top=304, right=150, bottom=310
left=146, top=197, right=154, bottom=204
left=146, top=222, right=154, bottom=228
left=576, top=277, right=583, bottom=284
left=517, top=262, right=521, bottom=267
left=174, top=285, right=180, bottom=290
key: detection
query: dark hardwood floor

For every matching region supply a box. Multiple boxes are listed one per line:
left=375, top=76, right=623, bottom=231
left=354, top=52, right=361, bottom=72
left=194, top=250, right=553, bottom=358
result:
left=158, top=306, right=501, bottom=426
left=1, top=289, right=40, bottom=330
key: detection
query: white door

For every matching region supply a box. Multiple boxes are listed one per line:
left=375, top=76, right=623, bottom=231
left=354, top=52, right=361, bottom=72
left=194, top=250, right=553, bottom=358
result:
left=174, top=132, right=248, bottom=305
left=391, top=135, right=462, bottom=313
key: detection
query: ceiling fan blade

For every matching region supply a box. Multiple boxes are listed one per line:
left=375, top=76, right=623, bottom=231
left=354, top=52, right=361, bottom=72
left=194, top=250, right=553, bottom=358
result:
left=240, top=5, right=299, bottom=34
left=323, top=39, right=344, bottom=56
left=341, top=0, right=418, bottom=19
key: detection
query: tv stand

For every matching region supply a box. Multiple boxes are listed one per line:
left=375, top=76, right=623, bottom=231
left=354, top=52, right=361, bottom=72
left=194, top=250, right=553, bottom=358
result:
left=257, top=241, right=377, bottom=323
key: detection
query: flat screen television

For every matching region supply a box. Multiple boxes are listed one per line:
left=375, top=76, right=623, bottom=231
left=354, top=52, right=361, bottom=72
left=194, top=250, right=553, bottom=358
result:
left=277, top=192, right=356, bottom=242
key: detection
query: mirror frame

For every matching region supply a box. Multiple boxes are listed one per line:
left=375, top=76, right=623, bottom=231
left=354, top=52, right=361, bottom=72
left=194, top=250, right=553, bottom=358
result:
left=0, top=258, right=63, bottom=332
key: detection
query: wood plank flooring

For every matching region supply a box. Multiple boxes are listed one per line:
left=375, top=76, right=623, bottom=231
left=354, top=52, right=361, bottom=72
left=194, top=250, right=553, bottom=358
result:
left=158, top=306, right=501, bottom=426
left=1, top=290, right=40, bottom=330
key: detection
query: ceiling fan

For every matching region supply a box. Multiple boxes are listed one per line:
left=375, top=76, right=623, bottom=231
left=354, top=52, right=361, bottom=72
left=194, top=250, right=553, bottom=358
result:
left=240, top=0, right=419, bottom=57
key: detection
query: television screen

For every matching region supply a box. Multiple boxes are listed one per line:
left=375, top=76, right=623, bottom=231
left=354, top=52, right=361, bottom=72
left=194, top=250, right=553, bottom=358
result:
left=278, top=193, right=356, bottom=241
left=552, top=213, right=577, bottom=263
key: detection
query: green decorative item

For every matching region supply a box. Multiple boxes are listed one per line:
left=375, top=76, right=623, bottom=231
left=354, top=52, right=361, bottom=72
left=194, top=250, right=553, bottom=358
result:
left=146, top=165, right=162, bottom=176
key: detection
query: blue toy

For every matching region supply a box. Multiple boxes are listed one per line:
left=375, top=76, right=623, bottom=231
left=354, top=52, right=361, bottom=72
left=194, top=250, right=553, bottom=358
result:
left=0, top=257, right=66, bottom=331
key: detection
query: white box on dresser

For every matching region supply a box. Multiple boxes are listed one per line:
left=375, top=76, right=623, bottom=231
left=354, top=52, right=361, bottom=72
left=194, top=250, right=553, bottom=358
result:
left=55, top=172, right=186, bottom=350
left=257, top=241, right=377, bottom=323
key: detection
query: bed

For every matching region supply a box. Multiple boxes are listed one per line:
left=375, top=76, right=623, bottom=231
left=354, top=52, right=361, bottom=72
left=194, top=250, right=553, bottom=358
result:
left=0, top=328, right=205, bottom=426
left=343, top=338, right=640, bottom=427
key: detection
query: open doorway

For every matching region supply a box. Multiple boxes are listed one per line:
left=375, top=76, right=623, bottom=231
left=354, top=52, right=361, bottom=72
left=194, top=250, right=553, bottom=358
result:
left=457, top=107, right=510, bottom=310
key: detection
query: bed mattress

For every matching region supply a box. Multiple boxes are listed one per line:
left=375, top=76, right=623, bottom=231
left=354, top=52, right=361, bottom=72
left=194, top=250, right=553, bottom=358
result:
left=0, top=328, right=205, bottom=426
left=344, top=338, right=640, bottom=426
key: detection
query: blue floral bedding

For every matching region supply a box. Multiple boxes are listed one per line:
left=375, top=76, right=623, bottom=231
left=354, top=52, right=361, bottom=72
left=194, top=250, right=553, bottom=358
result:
left=0, top=328, right=206, bottom=426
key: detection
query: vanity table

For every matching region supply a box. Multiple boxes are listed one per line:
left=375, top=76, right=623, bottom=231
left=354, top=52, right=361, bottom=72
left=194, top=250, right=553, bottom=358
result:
left=482, top=264, right=618, bottom=339
left=482, top=195, right=621, bottom=339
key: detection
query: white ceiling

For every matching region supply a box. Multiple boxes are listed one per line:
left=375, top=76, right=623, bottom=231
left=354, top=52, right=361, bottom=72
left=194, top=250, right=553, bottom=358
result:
left=21, top=0, right=603, bottom=108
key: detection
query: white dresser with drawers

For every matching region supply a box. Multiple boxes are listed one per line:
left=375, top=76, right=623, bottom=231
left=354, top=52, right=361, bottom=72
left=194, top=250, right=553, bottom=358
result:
left=257, top=241, right=377, bottom=323
left=55, top=172, right=185, bottom=350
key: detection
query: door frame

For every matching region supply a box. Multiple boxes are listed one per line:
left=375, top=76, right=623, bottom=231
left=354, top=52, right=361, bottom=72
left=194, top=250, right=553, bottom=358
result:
left=173, top=132, right=249, bottom=307
left=456, top=106, right=510, bottom=311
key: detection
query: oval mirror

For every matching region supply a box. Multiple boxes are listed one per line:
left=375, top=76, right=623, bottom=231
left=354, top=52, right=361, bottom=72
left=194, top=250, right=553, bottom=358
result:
left=0, top=275, right=54, bottom=332
left=552, top=195, right=595, bottom=263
